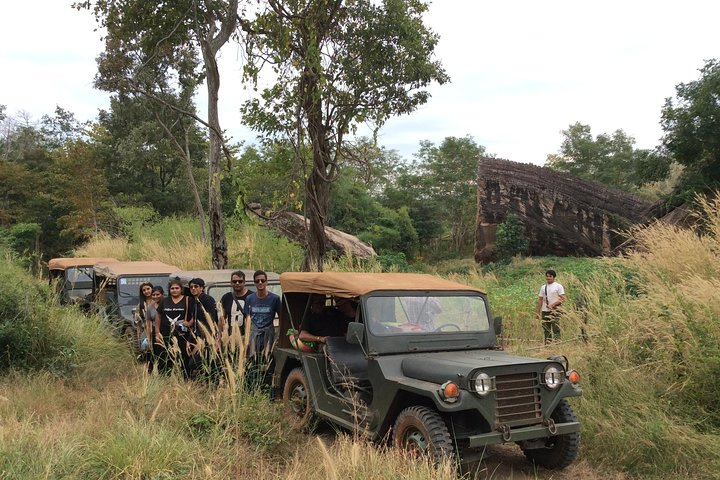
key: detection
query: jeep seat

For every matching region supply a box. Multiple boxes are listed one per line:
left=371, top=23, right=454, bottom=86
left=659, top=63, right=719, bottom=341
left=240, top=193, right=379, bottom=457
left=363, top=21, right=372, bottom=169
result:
left=323, top=337, right=369, bottom=385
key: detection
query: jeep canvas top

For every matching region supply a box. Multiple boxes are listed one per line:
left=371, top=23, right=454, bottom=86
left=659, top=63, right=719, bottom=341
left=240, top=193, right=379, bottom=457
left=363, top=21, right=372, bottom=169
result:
left=48, top=257, right=118, bottom=304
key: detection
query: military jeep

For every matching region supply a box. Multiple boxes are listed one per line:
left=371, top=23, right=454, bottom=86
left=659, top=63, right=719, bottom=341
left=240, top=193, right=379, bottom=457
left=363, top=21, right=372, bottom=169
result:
left=273, top=272, right=581, bottom=469
left=92, top=261, right=179, bottom=350
left=48, top=257, right=118, bottom=305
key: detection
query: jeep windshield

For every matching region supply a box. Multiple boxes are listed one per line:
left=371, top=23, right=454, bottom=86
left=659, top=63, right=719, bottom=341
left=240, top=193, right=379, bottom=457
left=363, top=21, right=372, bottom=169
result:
left=365, top=293, right=490, bottom=335
left=116, top=275, right=170, bottom=320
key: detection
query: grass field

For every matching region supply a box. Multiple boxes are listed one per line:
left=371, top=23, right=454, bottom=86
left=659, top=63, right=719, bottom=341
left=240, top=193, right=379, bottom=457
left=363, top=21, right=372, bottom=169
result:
left=2, top=197, right=720, bottom=479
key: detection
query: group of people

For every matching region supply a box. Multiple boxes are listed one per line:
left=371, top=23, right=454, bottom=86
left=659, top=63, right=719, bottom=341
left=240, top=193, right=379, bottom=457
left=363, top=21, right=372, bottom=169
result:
left=135, top=270, right=281, bottom=378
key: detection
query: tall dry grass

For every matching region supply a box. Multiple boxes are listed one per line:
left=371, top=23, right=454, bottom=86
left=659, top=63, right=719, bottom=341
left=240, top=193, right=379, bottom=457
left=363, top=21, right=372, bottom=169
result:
left=75, top=217, right=304, bottom=271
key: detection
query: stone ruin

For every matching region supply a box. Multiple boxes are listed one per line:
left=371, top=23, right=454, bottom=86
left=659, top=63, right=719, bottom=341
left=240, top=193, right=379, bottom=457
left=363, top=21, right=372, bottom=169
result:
left=475, top=157, right=658, bottom=263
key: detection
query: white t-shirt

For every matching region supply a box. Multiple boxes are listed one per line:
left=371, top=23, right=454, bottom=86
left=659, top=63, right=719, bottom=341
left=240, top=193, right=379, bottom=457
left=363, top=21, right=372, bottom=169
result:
left=538, top=282, right=565, bottom=312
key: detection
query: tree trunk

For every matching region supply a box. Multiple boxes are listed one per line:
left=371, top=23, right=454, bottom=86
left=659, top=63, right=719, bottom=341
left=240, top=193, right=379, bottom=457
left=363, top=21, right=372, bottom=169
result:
left=197, top=1, right=237, bottom=269
left=183, top=129, right=207, bottom=242
left=202, top=48, right=228, bottom=269
left=301, top=65, right=330, bottom=272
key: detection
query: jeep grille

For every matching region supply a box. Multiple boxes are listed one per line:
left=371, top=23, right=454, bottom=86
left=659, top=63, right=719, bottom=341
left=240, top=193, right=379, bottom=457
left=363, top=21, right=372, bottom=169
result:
left=494, top=372, right=542, bottom=427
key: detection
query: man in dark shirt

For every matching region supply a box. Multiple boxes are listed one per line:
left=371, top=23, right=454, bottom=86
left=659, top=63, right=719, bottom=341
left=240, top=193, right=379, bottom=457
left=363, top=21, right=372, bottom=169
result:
left=189, top=277, right=219, bottom=340
left=299, top=295, right=356, bottom=345
left=220, top=270, right=252, bottom=336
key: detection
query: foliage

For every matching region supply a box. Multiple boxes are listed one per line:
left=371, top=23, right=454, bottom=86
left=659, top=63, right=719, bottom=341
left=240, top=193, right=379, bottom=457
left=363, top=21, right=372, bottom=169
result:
left=241, top=0, right=448, bottom=269
left=95, top=95, right=208, bottom=217
left=0, top=251, right=128, bottom=377
left=230, top=141, right=304, bottom=216
left=0, top=110, right=113, bottom=258
left=546, top=122, right=671, bottom=191
left=494, top=213, right=529, bottom=260
left=82, top=0, right=238, bottom=267
left=1, top=222, right=40, bottom=262
left=661, top=58, right=720, bottom=201
left=380, top=136, right=482, bottom=259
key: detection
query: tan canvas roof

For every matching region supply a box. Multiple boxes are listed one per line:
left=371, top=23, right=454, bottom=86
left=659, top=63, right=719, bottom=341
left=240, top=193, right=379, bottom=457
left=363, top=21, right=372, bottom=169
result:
left=48, top=257, right=119, bottom=271
left=170, top=269, right=280, bottom=285
left=94, top=261, right=180, bottom=278
left=280, top=272, right=484, bottom=297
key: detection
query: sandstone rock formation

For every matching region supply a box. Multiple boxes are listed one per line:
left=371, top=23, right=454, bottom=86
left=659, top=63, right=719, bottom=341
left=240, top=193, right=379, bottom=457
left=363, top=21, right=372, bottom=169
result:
left=475, top=157, right=655, bottom=263
left=249, top=205, right=376, bottom=259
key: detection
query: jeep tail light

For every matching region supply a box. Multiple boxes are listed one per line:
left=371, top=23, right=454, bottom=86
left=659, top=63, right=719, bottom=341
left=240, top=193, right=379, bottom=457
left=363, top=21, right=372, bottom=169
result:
left=568, top=370, right=581, bottom=384
left=440, top=381, right=460, bottom=403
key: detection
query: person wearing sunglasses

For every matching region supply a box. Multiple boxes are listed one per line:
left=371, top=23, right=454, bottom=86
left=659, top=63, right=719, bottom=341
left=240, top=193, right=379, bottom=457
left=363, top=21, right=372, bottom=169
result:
left=220, top=270, right=251, bottom=337
left=243, top=270, right=281, bottom=358
left=189, top=277, right=219, bottom=339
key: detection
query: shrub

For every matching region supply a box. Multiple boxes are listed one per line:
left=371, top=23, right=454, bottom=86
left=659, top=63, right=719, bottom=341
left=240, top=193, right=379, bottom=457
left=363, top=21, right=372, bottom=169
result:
left=494, top=213, right=529, bottom=260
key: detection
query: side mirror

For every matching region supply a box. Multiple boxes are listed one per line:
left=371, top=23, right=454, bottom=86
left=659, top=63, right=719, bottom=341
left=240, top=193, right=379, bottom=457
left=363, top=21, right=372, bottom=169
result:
left=493, top=316, right=503, bottom=335
left=346, top=322, right=365, bottom=345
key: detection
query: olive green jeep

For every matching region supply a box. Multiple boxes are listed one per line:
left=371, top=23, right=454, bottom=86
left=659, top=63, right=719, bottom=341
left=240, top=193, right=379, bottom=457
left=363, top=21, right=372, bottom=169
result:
left=273, top=272, right=581, bottom=469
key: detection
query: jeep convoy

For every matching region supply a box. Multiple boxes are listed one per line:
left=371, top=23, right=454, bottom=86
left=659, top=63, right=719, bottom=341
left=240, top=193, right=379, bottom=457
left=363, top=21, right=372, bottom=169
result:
left=47, top=260, right=581, bottom=468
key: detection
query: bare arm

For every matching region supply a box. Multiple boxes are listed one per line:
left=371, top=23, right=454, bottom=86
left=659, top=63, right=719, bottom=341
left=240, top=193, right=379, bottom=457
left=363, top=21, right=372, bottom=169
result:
left=299, top=330, right=325, bottom=343
left=535, top=296, right=544, bottom=316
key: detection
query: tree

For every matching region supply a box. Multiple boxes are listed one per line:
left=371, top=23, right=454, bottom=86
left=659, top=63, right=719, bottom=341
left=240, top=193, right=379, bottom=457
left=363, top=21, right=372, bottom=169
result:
left=546, top=122, right=669, bottom=191
left=95, top=95, right=208, bottom=219
left=414, top=136, right=484, bottom=252
left=241, top=0, right=448, bottom=270
left=661, top=59, right=720, bottom=200
left=81, top=0, right=238, bottom=268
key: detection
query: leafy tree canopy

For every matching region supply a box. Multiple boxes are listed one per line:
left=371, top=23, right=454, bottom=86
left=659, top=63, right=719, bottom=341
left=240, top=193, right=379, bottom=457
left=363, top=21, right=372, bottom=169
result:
left=546, top=122, right=670, bottom=191
left=661, top=59, right=720, bottom=200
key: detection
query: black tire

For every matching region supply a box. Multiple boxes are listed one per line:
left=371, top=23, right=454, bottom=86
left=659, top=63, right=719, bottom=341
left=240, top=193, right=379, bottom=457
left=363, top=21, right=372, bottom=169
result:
left=282, top=368, right=313, bottom=430
left=522, top=399, right=580, bottom=470
left=393, top=406, right=454, bottom=461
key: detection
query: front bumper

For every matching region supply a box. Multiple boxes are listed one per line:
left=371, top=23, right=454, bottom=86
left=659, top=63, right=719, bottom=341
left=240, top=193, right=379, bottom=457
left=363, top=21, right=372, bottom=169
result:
left=466, top=420, right=580, bottom=448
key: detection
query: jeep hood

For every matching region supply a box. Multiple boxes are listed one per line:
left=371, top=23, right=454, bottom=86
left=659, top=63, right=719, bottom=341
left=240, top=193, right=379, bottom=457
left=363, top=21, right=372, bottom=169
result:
left=401, top=350, right=548, bottom=385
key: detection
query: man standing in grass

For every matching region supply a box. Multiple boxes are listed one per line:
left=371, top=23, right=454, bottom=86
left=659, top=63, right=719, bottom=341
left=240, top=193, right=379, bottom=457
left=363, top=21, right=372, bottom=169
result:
left=244, top=270, right=282, bottom=358
left=536, top=269, right=566, bottom=344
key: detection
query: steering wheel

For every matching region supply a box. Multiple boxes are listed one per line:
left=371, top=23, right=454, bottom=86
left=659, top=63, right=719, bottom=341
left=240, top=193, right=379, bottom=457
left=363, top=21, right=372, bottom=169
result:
left=435, top=323, right=461, bottom=332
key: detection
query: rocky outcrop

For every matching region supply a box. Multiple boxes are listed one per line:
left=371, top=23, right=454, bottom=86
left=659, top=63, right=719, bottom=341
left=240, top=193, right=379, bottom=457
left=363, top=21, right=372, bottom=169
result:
left=249, top=205, right=376, bottom=259
left=475, top=158, right=654, bottom=262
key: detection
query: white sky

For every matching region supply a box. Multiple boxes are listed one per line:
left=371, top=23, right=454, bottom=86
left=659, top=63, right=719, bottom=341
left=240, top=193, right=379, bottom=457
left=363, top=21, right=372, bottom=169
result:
left=2, top=0, right=719, bottom=164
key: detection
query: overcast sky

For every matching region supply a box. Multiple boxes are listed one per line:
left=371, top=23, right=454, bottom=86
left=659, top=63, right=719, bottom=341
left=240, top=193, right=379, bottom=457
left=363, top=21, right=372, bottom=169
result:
left=2, top=0, right=719, bottom=165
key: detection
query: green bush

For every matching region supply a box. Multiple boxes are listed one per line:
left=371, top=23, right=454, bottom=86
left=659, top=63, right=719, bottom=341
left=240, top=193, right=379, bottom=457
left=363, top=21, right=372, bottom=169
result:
left=0, top=252, right=129, bottom=378
left=494, top=213, right=529, bottom=260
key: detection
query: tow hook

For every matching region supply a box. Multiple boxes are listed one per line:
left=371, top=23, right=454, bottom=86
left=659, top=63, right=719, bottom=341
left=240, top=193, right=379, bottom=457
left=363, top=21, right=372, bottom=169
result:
left=544, top=418, right=558, bottom=435
left=499, top=424, right=512, bottom=442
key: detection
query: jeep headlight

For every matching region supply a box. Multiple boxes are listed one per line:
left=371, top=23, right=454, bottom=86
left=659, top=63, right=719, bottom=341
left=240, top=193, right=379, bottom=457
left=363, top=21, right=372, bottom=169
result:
left=470, top=372, right=495, bottom=396
left=543, top=365, right=564, bottom=389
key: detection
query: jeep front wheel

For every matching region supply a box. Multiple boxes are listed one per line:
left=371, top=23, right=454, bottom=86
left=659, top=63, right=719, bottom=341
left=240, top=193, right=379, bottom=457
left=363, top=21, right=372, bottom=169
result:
left=522, top=399, right=580, bottom=469
left=282, top=368, right=313, bottom=430
left=393, top=406, right=454, bottom=461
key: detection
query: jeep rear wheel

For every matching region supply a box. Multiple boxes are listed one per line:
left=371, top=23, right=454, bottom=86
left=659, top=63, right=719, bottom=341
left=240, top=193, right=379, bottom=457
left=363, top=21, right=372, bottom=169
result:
left=522, top=399, right=580, bottom=469
left=393, top=406, right=454, bottom=461
left=282, top=368, right=313, bottom=430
